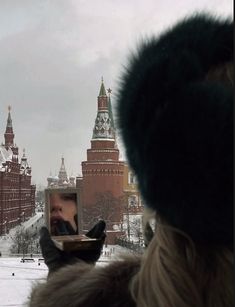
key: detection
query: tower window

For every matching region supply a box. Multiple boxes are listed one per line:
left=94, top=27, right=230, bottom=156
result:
left=128, top=171, right=137, bottom=184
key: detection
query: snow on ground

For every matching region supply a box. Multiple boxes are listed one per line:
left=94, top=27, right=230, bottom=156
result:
left=22, top=213, right=44, bottom=231
left=0, top=245, right=129, bottom=307
left=0, top=257, right=47, bottom=307
left=0, top=214, right=132, bottom=306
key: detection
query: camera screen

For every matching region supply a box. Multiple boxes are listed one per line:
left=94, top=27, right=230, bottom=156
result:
left=49, top=192, right=79, bottom=236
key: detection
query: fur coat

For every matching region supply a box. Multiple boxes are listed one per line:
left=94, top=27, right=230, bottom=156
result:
left=29, top=256, right=140, bottom=307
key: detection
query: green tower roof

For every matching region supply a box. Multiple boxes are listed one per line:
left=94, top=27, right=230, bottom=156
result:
left=99, top=78, right=107, bottom=96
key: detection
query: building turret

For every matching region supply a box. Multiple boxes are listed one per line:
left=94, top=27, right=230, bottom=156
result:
left=20, top=149, right=31, bottom=175
left=69, top=175, right=76, bottom=187
left=4, top=106, right=15, bottom=149
left=47, top=171, right=54, bottom=187
left=3, top=107, right=19, bottom=162
left=58, top=157, right=68, bottom=185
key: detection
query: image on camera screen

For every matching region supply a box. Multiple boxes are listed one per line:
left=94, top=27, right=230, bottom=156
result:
left=49, top=192, right=79, bottom=236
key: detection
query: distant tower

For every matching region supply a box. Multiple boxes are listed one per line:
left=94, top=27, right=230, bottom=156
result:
left=47, top=172, right=54, bottom=187
left=58, top=157, right=68, bottom=186
left=69, top=175, right=76, bottom=187
left=81, top=78, right=124, bottom=243
left=4, top=106, right=19, bottom=161
left=20, top=149, right=32, bottom=175
left=4, top=106, right=14, bottom=148
left=47, top=158, right=75, bottom=188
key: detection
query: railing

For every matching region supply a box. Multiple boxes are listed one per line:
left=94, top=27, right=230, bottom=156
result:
left=2, top=253, right=43, bottom=258
left=115, top=237, right=144, bottom=254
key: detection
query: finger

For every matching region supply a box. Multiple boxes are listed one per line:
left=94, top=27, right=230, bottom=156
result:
left=39, top=226, right=50, bottom=238
left=39, top=227, right=61, bottom=260
left=39, top=227, right=53, bottom=246
left=100, top=232, right=106, bottom=242
left=86, top=220, right=106, bottom=239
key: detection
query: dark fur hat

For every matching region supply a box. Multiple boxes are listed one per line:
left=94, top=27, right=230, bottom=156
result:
left=117, top=14, right=233, bottom=247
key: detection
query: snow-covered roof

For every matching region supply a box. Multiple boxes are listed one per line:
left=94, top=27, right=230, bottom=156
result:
left=0, top=145, right=13, bottom=166
left=47, top=175, right=59, bottom=182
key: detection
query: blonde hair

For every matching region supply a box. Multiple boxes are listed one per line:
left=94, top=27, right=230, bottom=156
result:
left=130, top=212, right=234, bottom=307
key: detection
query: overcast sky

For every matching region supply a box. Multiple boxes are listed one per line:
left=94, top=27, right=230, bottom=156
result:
left=0, top=0, right=232, bottom=187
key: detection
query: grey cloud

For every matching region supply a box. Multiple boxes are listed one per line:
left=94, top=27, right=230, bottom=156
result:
left=0, top=0, right=231, bottom=186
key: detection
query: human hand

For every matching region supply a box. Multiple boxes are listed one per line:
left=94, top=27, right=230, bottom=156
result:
left=39, top=220, right=106, bottom=275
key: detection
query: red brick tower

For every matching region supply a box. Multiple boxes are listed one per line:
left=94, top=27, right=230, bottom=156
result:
left=80, top=79, right=124, bottom=243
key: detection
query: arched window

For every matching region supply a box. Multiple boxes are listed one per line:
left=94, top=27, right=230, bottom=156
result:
left=128, top=171, right=137, bottom=184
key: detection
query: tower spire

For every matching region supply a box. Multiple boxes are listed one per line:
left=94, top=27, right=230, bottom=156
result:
left=99, top=77, right=107, bottom=96
left=4, top=106, right=15, bottom=148
left=58, top=156, right=68, bottom=185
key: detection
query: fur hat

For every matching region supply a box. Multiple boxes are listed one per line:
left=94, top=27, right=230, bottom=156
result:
left=117, top=14, right=233, bottom=247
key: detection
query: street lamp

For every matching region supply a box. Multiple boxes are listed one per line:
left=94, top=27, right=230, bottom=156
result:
left=22, top=239, right=26, bottom=259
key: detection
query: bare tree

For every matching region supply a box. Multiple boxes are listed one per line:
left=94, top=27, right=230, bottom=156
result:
left=10, top=226, right=36, bottom=256
left=129, top=216, right=143, bottom=244
left=119, top=193, right=144, bottom=243
left=83, top=191, right=121, bottom=230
